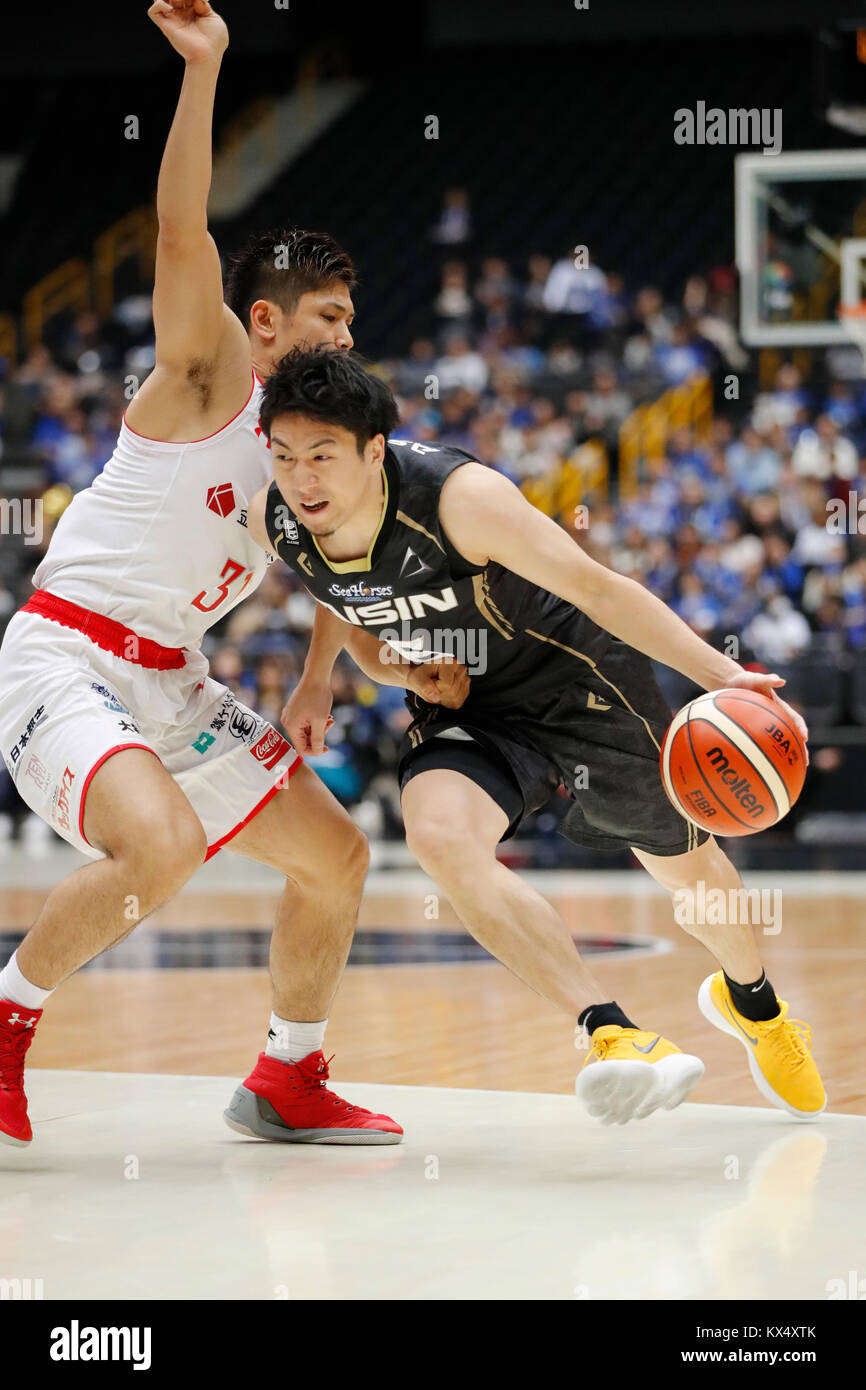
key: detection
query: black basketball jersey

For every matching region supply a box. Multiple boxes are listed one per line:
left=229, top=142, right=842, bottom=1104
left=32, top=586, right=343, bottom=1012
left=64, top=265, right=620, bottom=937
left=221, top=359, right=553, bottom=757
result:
left=263, top=438, right=612, bottom=716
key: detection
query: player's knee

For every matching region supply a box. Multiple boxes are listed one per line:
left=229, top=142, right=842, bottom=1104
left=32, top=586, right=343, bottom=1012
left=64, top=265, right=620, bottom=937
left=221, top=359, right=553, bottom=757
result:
left=162, top=816, right=208, bottom=883
left=340, top=820, right=370, bottom=889
left=292, top=814, right=369, bottom=896
left=645, top=838, right=743, bottom=938
left=662, top=837, right=738, bottom=896
left=112, top=806, right=207, bottom=889
left=405, top=816, right=469, bottom=877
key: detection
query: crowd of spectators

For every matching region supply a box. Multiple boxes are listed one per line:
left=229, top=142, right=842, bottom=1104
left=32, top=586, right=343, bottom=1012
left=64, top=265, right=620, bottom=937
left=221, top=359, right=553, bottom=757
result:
left=1, top=202, right=866, bottom=837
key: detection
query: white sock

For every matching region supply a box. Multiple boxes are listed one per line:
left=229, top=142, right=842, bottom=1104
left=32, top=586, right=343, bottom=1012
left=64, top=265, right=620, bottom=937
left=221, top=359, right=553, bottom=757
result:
left=0, top=951, right=54, bottom=1009
left=266, top=1013, right=327, bottom=1063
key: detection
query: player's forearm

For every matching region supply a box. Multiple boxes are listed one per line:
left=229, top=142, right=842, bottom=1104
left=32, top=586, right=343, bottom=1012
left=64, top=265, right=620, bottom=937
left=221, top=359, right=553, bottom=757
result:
left=343, top=629, right=415, bottom=689
left=156, top=57, right=222, bottom=242
left=303, top=612, right=412, bottom=689
left=303, top=606, right=352, bottom=684
left=585, top=571, right=742, bottom=690
left=303, top=609, right=421, bottom=697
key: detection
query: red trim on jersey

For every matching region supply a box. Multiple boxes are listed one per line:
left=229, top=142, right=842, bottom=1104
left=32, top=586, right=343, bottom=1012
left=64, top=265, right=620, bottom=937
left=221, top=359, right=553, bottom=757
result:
left=204, top=755, right=303, bottom=861
left=79, top=744, right=163, bottom=848
left=22, top=591, right=186, bottom=671
left=122, top=371, right=257, bottom=444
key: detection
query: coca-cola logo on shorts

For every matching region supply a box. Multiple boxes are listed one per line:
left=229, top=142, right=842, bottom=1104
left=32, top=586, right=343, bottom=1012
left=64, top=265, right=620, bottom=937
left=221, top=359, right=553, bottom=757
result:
left=251, top=727, right=279, bottom=760
left=249, top=726, right=292, bottom=771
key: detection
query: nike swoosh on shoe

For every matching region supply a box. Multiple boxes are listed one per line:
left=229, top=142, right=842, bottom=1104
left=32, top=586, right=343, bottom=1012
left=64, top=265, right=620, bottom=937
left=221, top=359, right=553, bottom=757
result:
left=724, top=1000, right=759, bottom=1046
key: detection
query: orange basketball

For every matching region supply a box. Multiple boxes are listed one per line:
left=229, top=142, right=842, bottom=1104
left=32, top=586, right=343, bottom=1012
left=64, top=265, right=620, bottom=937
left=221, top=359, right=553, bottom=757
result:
left=659, top=688, right=807, bottom=836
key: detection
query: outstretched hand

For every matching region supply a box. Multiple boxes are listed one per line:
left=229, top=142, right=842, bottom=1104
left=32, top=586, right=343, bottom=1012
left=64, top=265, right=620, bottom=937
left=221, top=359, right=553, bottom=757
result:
left=721, top=668, right=809, bottom=761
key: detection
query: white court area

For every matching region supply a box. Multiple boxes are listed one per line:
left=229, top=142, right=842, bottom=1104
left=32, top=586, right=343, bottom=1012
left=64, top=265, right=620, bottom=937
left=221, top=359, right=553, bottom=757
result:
left=1, top=1069, right=862, bottom=1301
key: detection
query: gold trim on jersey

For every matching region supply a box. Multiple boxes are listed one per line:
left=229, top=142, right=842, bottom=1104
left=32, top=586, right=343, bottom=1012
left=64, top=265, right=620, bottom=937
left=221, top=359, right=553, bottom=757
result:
left=524, top=630, right=661, bottom=752
left=311, top=470, right=389, bottom=574
left=395, top=510, right=445, bottom=553
left=407, top=704, right=442, bottom=749
left=525, top=629, right=698, bottom=850
left=472, top=572, right=515, bottom=640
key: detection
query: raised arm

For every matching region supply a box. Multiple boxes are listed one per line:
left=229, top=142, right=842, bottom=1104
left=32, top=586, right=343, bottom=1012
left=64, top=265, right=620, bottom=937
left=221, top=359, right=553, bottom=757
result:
left=125, top=1, right=250, bottom=438
left=438, top=463, right=809, bottom=747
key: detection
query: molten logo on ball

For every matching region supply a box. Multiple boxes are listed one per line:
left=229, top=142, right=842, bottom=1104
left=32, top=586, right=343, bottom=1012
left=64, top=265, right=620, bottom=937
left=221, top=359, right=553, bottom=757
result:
left=704, top=747, right=765, bottom=818
left=660, top=688, right=806, bottom=837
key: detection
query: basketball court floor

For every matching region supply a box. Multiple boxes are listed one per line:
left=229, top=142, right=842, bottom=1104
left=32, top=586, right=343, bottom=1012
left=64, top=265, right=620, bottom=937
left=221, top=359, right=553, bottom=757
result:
left=1, top=841, right=864, bottom=1300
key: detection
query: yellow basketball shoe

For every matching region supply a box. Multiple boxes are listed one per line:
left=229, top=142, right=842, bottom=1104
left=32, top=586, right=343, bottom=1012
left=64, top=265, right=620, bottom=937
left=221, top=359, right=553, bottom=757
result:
left=697, top=972, right=826, bottom=1120
left=575, top=1026, right=705, bottom=1125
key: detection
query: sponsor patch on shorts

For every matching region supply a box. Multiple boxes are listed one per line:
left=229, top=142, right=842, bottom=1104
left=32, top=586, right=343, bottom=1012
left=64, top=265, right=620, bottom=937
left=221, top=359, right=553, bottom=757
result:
left=229, top=707, right=258, bottom=741
left=52, top=765, right=76, bottom=833
left=90, top=682, right=133, bottom=716
left=7, top=704, right=47, bottom=771
left=249, top=726, right=292, bottom=771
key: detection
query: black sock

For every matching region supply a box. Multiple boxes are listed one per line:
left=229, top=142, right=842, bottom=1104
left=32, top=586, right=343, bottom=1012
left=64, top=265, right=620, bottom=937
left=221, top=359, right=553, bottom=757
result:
left=578, top=1001, right=637, bottom=1033
left=723, top=971, right=779, bottom=1023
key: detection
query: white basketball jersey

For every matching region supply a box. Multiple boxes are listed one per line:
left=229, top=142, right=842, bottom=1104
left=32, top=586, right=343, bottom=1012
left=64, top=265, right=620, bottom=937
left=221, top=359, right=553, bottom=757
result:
left=34, top=374, right=274, bottom=650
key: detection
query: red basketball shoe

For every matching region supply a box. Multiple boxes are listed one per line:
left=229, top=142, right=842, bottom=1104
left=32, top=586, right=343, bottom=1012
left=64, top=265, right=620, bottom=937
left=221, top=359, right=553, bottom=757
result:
left=224, top=1050, right=403, bottom=1145
left=0, top=1002, right=42, bottom=1146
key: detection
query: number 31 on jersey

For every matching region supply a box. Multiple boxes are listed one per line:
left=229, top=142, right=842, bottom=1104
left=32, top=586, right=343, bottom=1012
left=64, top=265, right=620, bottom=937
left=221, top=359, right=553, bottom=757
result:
left=191, top=558, right=255, bottom=614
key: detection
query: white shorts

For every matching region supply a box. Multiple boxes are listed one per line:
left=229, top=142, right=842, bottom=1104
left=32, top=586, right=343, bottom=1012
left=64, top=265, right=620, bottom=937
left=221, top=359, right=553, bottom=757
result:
left=0, top=610, right=302, bottom=861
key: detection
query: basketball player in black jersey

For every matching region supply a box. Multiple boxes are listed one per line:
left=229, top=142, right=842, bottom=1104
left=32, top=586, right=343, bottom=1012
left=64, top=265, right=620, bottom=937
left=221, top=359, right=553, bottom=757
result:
left=248, top=348, right=826, bottom=1126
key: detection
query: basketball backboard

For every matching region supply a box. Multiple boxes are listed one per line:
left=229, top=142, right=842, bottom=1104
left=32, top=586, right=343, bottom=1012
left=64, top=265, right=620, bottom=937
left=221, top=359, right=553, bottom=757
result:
left=736, top=148, right=866, bottom=346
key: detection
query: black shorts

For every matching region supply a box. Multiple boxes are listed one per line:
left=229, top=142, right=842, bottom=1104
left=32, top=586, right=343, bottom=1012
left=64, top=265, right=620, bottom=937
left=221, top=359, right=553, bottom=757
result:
left=398, top=638, right=708, bottom=857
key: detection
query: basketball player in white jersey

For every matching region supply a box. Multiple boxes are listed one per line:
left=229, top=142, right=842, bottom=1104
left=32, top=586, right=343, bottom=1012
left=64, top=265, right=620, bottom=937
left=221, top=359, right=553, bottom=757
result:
left=0, top=0, right=461, bottom=1147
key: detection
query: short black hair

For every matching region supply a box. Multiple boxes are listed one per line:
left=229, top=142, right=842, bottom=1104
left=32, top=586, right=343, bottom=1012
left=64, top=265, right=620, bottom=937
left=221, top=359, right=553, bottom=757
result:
left=224, top=227, right=356, bottom=326
left=260, top=347, right=400, bottom=452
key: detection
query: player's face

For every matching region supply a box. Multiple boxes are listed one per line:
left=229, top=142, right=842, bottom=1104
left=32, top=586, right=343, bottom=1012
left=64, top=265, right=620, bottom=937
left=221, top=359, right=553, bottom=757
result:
left=270, top=415, right=382, bottom=535
left=275, top=283, right=355, bottom=356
